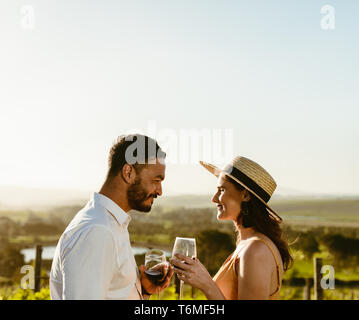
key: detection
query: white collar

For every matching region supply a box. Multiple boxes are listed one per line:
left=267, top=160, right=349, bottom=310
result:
left=92, top=192, right=131, bottom=227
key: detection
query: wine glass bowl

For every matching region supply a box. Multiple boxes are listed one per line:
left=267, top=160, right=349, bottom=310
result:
left=144, top=249, right=168, bottom=297
left=171, top=237, right=197, bottom=300
left=172, top=237, right=197, bottom=259
left=145, top=249, right=166, bottom=269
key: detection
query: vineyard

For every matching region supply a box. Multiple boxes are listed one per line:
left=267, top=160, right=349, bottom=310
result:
left=1, top=198, right=359, bottom=300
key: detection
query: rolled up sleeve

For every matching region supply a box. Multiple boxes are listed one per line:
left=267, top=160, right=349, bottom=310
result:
left=61, top=225, right=117, bottom=299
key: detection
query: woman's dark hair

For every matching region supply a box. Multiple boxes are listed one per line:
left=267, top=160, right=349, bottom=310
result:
left=224, top=175, right=293, bottom=271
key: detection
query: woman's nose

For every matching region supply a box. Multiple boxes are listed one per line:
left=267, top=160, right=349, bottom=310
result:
left=212, top=191, right=219, bottom=204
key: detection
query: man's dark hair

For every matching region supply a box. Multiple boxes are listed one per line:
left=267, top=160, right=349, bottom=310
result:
left=106, top=134, right=166, bottom=179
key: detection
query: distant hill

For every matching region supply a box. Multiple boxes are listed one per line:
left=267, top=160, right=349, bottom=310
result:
left=0, top=186, right=90, bottom=210
left=0, top=185, right=357, bottom=210
left=154, top=194, right=214, bottom=208
left=0, top=186, right=358, bottom=228
left=0, top=186, right=214, bottom=210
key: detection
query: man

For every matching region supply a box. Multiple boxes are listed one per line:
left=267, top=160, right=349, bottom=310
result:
left=50, top=134, right=173, bottom=299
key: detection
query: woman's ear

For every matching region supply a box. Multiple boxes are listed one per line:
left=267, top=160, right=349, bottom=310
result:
left=122, top=163, right=136, bottom=184
left=242, top=189, right=251, bottom=202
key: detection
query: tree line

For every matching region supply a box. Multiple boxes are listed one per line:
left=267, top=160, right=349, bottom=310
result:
left=1, top=205, right=359, bottom=285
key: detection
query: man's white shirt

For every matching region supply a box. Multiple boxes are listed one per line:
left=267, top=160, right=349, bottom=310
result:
left=50, top=192, right=143, bottom=300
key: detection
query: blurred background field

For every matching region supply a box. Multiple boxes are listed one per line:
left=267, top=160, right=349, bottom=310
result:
left=0, top=195, right=359, bottom=300
left=1, top=0, right=358, bottom=302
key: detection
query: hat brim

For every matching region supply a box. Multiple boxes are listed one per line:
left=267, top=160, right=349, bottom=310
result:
left=199, top=161, right=282, bottom=223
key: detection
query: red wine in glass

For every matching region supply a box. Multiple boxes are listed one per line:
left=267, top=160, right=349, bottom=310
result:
left=144, top=249, right=167, bottom=298
left=144, top=268, right=164, bottom=285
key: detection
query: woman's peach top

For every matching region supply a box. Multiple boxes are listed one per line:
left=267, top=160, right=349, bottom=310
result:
left=213, top=235, right=283, bottom=300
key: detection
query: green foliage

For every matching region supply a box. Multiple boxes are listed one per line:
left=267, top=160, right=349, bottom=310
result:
left=23, top=222, right=63, bottom=236
left=323, top=288, right=359, bottom=300
left=321, top=234, right=359, bottom=257
left=3, top=288, right=50, bottom=300
left=0, top=286, right=15, bottom=300
left=196, top=230, right=235, bottom=276
left=134, top=253, right=145, bottom=267
left=320, top=233, right=359, bottom=268
left=153, top=284, right=178, bottom=300
left=150, top=284, right=207, bottom=300
left=1, top=199, right=359, bottom=300
left=280, top=285, right=304, bottom=300
left=0, top=244, right=25, bottom=278
left=0, top=217, right=20, bottom=241
left=129, top=207, right=234, bottom=245
left=271, top=198, right=359, bottom=226
left=292, top=231, right=320, bottom=259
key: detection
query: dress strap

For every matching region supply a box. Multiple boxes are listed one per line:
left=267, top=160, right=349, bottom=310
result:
left=249, top=237, right=282, bottom=295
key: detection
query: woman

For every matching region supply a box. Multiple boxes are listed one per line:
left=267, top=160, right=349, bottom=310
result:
left=170, top=156, right=293, bottom=300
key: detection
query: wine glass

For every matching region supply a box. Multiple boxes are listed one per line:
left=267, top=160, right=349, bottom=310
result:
left=172, top=237, right=197, bottom=300
left=144, top=249, right=168, bottom=299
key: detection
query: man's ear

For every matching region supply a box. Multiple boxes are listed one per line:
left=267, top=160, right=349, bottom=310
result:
left=122, top=163, right=136, bottom=184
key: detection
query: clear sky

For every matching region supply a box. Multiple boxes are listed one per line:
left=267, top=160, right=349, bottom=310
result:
left=0, top=0, right=358, bottom=197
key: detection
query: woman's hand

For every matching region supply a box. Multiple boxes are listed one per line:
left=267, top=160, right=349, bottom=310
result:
left=170, top=254, right=214, bottom=293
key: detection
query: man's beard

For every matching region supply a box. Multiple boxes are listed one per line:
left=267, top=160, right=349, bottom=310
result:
left=127, top=178, right=157, bottom=212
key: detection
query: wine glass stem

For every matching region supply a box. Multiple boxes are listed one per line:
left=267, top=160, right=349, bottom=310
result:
left=179, top=280, right=184, bottom=300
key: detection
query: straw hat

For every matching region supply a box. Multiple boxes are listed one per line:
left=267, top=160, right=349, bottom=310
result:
left=199, top=156, right=282, bottom=223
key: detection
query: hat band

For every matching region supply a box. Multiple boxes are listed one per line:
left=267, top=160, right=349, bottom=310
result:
left=223, top=164, right=271, bottom=203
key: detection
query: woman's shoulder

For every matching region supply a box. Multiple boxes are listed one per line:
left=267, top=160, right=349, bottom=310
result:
left=232, top=240, right=275, bottom=279
left=247, top=233, right=278, bottom=251
left=241, top=237, right=274, bottom=261
left=245, top=233, right=284, bottom=272
left=238, top=234, right=280, bottom=263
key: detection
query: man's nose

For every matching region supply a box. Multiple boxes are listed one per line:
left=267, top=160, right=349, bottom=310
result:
left=156, top=184, right=163, bottom=197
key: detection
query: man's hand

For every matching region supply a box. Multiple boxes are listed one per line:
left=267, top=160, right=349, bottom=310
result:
left=140, top=262, right=174, bottom=295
